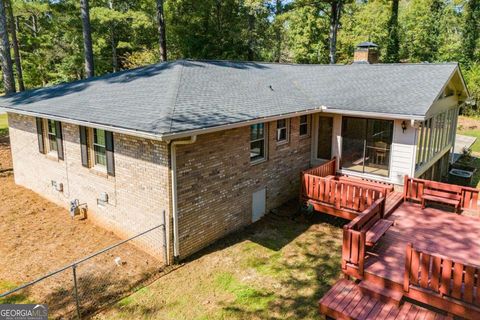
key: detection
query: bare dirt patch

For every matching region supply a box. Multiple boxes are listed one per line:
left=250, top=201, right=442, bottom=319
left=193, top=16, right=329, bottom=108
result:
left=0, top=141, right=164, bottom=318
left=458, top=116, right=480, bottom=131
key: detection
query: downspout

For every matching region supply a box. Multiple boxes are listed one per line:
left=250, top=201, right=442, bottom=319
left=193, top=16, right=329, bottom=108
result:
left=170, top=135, right=197, bottom=263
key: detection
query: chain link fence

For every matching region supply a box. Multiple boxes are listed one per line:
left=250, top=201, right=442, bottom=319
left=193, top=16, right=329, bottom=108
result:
left=0, top=219, right=168, bottom=319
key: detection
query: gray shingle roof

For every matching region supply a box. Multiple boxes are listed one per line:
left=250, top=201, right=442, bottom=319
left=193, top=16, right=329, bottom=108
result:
left=0, top=60, right=460, bottom=137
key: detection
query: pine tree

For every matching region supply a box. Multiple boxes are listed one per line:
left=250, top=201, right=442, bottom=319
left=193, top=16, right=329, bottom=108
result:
left=385, top=0, right=400, bottom=62
left=463, top=0, right=480, bottom=65
left=156, top=0, right=167, bottom=61
left=80, top=0, right=94, bottom=77
left=0, top=0, right=15, bottom=93
left=329, top=0, right=344, bottom=64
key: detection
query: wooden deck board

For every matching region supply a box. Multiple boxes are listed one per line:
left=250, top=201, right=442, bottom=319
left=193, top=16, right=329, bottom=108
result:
left=319, top=279, right=446, bottom=320
left=364, top=202, right=480, bottom=285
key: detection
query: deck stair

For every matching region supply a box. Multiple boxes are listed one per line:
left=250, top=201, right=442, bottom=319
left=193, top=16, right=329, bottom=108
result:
left=319, top=279, right=452, bottom=320
left=358, top=280, right=403, bottom=306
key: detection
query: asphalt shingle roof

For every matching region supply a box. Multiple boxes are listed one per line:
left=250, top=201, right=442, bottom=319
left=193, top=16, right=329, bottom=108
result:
left=0, top=60, right=460, bottom=137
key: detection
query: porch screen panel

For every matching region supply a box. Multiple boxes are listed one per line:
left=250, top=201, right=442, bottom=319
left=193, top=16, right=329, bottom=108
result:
left=364, top=119, right=393, bottom=177
left=341, top=117, right=367, bottom=173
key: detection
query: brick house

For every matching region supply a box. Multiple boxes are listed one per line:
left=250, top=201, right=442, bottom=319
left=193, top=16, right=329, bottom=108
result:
left=1, top=47, right=469, bottom=264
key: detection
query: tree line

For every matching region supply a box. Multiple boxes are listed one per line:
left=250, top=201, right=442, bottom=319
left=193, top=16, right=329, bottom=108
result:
left=0, top=0, right=478, bottom=108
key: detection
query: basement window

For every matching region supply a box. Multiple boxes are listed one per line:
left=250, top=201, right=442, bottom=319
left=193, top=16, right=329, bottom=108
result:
left=93, top=129, right=107, bottom=167
left=47, top=120, right=58, bottom=153
left=250, top=123, right=266, bottom=163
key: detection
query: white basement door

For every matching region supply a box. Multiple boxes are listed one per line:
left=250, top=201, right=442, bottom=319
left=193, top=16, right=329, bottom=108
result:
left=252, top=188, right=266, bottom=222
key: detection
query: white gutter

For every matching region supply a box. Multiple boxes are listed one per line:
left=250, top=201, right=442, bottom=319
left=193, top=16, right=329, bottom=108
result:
left=159, top=106, right=425, bottom=141
left=169, top=135, right=197, bottom=262
left=3, top=108, right=165, bottom=141
left=4, top=105, right=425, bottom=142
left=321, top=108, right=425, bottom=121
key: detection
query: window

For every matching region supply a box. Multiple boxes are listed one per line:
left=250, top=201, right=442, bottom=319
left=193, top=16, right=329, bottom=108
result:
left=47, top=120, right=58, bottom=153
left=93, top=129, right=107, bottom=167
left=80, top=126, right=115, bottom=176
left=250, top=123, right=266, bottom=162
left=276, top=119, right=289, bottom=142
left=299, top=115, right=309, bottom=136
left=341, top=117, right=393, bottom=177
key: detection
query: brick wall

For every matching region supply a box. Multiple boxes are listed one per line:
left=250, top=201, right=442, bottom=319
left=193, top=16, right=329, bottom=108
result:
left=175, top=116, right=312, bottom=258
left=9, top=113, right=313, bottom=262
left=8, top=113, right=170, bottom=262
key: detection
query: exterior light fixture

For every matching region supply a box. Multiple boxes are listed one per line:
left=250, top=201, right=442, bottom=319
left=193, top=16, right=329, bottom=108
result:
left=401, top=121, right=407, bottom=133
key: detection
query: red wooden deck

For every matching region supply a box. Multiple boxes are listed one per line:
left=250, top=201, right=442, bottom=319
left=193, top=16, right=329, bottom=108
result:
left=316, top=175, right=480, bottom=319
left=319, top=279, right=451, bottom=320
left=364, top=202, right=480, bottom=285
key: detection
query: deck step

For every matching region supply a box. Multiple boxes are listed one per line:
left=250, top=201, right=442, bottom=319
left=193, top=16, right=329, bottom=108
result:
left=358, top=280, right=403, bottom=306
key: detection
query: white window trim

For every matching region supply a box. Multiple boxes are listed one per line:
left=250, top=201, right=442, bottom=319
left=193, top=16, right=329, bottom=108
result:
left=276, top=118, right=290, bottom=145
left=250, top=123, right=268, bottom=165
left=44, top=119, right=59, bottom=158
left=299, top=115, right=310, bottom=137
left=92, top=128, right=107, bottom=169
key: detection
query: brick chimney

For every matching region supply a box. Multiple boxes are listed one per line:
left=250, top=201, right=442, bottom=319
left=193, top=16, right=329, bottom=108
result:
left=353, top=42, right=379, bottom=64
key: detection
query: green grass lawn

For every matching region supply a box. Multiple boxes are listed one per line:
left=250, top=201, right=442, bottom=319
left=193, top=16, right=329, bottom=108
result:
left=0, top=113, right=8, bottom=137
left=94, top=204, right=344, bottom=320
left=456, top=116, right=480, bottom=188
left=458, top=129, right=480, bottom=154
left=457, top=116, right=480, bottom=154
left=0, top=281, right=32, bottom=304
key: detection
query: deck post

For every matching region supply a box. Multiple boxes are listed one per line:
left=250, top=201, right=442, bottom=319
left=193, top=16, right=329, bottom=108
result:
left=358, top=231, right=366, bottom=277
left=341, top=226, right=349, bottom=270
left=403, top=175, right=409, bottom=202
left=404, top=243, right=413, bottom=292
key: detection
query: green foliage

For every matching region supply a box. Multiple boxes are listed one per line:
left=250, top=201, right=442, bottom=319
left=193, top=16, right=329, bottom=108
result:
left=463, top=62, right=480, bottom=114
left=0, top=0, right=479, bottom=96
left=281, top=3, right=330, bottom=63
left=385, top=0, right=400, bottom=63
left=337, top=0, right=390, bottom=63
left=0, top=114, right=8, bottom=137
left=462, top=0, right=480, bottom=64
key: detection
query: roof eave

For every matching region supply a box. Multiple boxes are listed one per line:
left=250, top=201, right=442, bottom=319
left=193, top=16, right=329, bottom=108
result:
left=161, top=107, right=426, bottom=141
left=4, top=105, right=426, bottom=143
left=3, top=107, right=167, bottom=142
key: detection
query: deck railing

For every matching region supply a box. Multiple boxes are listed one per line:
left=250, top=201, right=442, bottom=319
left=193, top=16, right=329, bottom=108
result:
left=302, top=174, right=388, bottom=212
left=341, top=199, right=385, bottom=279
left=403, top=176, right=479, bottom=210
left=338, top=175, right=394, bottom=195
left=404, top=243, right=480, bottom=319
left=301, top=157, right=336, bottom=177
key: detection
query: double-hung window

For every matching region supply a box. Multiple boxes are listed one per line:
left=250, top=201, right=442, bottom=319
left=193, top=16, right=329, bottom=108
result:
left=93, top=129, right=107, bottom=167
left=36, top=118, right=63, bottom=160
left=47, top=120, right=58, bottom=153
left=250, top=123, right=266, bottom=162
left=276, top=119, right=289, bottom=143
left=79, top=126, right=115, bottom=176
left=299, top=115, right=309, bottom=136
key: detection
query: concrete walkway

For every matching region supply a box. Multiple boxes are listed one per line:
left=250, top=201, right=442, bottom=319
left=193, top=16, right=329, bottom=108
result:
left=453, top=134, right=477, bottom=162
